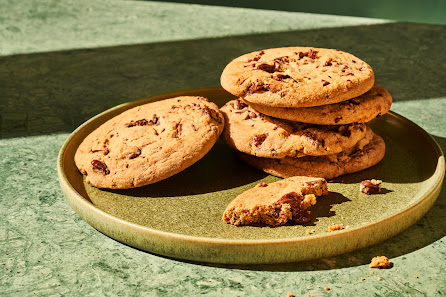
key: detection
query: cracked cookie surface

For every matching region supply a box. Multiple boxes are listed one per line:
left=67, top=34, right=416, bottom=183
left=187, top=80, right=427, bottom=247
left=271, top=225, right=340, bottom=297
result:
left=246, top=83, right=392, bottom=125
left=74, top=96, right=224, bottom=189
left=220, top=99, right=370, bottom=158
left=223, top=176, right=328, bottom=227
left=221, top=47, right=375, bottom=108
left=238, top=131, right=385, bottom=180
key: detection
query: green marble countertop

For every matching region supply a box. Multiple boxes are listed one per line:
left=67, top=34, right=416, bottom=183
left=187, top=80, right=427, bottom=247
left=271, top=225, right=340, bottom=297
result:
left=1, top=1, right=445, bottom=296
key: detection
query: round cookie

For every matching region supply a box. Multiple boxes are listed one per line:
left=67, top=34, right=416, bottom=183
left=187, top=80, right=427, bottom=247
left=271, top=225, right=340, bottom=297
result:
left=221, top=47, right=375, bottom=108
left=220, top=99, right=370, bottom=158
left=238, top=131, right=386, bottom=180
left=74, top=96, right=224, bottom=189
left=246, top=84, right=392, bottom=125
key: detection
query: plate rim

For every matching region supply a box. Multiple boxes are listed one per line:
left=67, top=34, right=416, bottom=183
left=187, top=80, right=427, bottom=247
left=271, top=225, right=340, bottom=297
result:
left=57, top=87, right=445, bottom=263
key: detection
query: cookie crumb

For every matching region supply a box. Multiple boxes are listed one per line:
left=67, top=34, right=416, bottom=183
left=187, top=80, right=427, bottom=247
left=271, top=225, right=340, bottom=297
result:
left=377, top=277, right=382, bottom=281
left=395, top=270, right=400, bottom=273
left=360, top=277, right=365, bottom=281
left=370, top=271, right=374, bottom=274
left=306, top=229, right=315, bottom=235
left=360, top=179, right=382, bottom=194
left=370, top=256, right=391, bottom=268
left=328, top=224, right=343, bottom=232
left=414, top=275, right=418, bottom=279
left=324, top=286, right=330, bottom=291
left=286, top=293, right=293, bottom=297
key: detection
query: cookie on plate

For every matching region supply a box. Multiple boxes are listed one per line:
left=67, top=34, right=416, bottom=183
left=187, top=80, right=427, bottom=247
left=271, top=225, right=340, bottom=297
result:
left=238, top=131, right=385, bottom=180
left=223, top=176, right=328, bottom=227
left=246, top=84, right=392, bottom=125
left=220, top=99, right=370, bottom=158
left=220, top=47, right=375, bottom=108
left=74, top=96, right=224, bottom=189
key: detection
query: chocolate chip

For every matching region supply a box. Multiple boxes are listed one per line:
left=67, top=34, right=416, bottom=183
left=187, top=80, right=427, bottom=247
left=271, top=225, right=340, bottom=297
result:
left=91, top=160, right=110, bottom=175
left=272, top=73, right=291, bottom=81
left=257, top=63, right=277, bottom=73
left=90, top=148, right=110, bottom=155
left=202, top=106, right=222, bottom=123
left=173, top=122, right=182, bottom=138
left=248, top=81, right=270, bottom=94
left=322, top=80, right=330, bottom=86
left=307, top=49, right=318, bottom=59
left=244, top=111, right=258, bottom=120
left=324, top=58, right=333, bottom=66
left=273, top=192, right=310, bottom=224
left=296, top=51, right=305, bottom=59
left=253, top=134, right=267, bottom=147
left=334, top=116, right=342, bottom=123
left=126, top=119, right=149, bottom=127
left=233, top=99, right=248, bottom=110
left=151, top=114, right=159, bottom=125
left=126, top=149, right=141, bottom=159
left=257, top=182, right=268, bottom=187
left=197, top=97, right=209, bottom=102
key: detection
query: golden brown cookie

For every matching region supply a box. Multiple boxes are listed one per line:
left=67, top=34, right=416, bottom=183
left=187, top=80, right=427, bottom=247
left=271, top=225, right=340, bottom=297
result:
left=238, top=131, right=385, bottom=180
left=221, top=47, right=375, bottom=108
left=223, top=176, right=328, bottom=227
left=220, top=99, right=370, bottom=158
left=246, top=84, right=392, bottom=125
left=74, top=96, right=224, bottom=189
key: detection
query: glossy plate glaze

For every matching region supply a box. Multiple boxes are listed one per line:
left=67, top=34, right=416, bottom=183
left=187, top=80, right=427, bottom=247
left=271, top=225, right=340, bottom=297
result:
left=58, top=87, right=444, bottom=264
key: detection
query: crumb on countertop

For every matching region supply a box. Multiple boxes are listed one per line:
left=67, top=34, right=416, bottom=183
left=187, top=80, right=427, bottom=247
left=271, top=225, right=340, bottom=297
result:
left=370, top=256, right=391, bottom=268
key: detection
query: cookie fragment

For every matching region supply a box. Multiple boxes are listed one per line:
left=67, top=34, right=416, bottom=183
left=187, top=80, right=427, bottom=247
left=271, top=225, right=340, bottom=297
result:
left=223, top=176, right=328, bottom=227
left=360, top=179, right=382, bottom=194
left=369, top=256, right=391, bottom=268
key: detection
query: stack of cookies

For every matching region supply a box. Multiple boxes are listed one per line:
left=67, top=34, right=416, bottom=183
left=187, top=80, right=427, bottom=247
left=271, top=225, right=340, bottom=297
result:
left=220, top=47, right=392, bottom=180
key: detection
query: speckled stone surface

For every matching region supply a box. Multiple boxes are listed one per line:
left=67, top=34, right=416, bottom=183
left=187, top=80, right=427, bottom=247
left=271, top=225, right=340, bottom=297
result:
left=1, top=1, right=445, bottom=296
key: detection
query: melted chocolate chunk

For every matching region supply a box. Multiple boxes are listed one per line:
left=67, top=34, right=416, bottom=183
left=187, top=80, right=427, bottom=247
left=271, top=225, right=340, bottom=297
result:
left=248, top=81, right=270, bottom=94
left=202, top=107, right=222, bottom=123
left=253, top=134, right=267, bottom=147
left=273, top=192, right=311, bottom=224
left=233, top=99, right=248, bottom=110
left=91, top=160, right=110, bottom=175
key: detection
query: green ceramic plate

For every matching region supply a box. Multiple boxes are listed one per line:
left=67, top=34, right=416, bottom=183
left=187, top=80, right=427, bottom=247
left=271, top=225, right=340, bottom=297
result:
left=58, top=87, right=444, bottom=264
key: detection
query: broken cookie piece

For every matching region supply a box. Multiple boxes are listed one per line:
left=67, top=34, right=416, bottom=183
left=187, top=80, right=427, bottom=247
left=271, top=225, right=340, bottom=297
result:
left=222, top=176, right=328, bottom=227
left=369, top=256, right=391, bottom=269
left=360, top=179, right=382, bottom=195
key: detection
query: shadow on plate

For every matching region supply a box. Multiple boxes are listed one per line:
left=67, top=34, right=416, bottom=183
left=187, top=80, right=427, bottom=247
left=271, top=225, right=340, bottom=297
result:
left=103, top=140, right=267, bottom=197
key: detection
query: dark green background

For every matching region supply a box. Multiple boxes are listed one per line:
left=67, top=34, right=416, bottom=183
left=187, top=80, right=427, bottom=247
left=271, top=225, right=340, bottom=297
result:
left=149, top=0, right=446, bottom=25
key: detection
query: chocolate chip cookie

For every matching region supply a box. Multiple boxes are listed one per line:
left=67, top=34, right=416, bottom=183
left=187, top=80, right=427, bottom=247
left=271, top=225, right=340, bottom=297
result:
left=223, top=176, right=328, bottom=227
left=74, top=96, right=224, bottom=189
left=221, top=47, right=375, bottom=108
left=220, top=99, right=369, bottom=158
left=238, top=131, right=385, bottom=180
left=246, top=84, right=392, bottom=125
